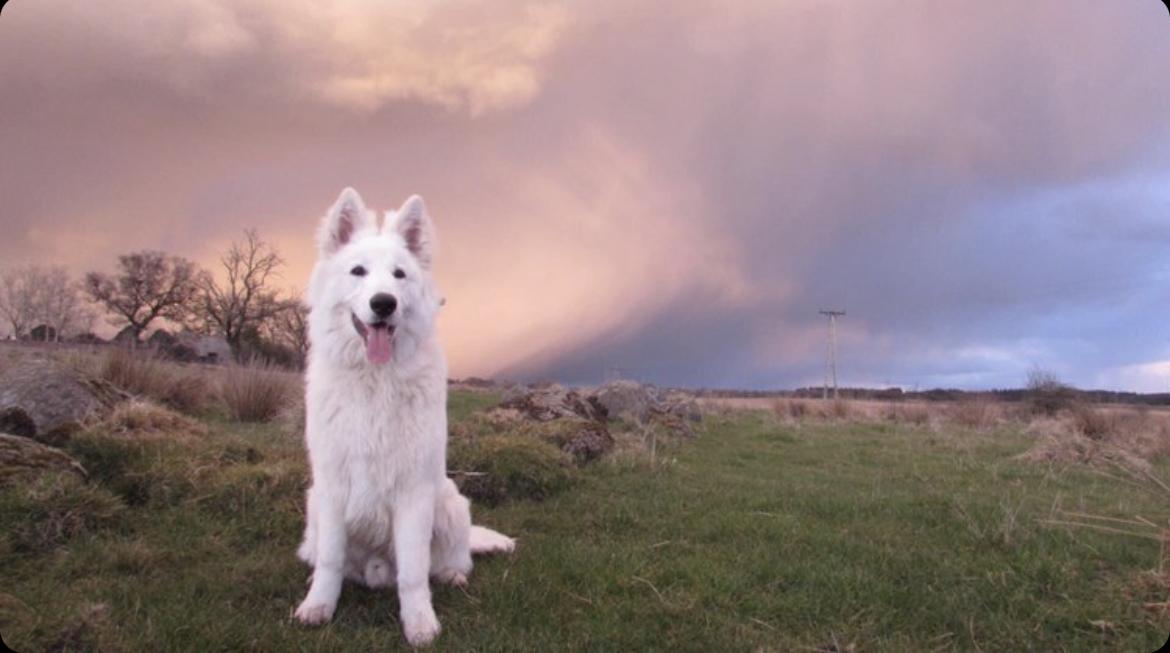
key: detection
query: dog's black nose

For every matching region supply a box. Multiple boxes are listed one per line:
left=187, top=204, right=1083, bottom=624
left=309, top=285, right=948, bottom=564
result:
left=369, top=293, right=397, bottom=318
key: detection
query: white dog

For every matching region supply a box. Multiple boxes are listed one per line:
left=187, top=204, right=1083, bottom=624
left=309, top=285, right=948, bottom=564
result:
left=295, top=188, right=514, bottom=646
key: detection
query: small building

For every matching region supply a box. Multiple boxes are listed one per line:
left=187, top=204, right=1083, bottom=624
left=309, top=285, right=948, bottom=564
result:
left=175, top=331, right=232, bottom=364
left=113, top=326, right=139, bottom=344
left=28, top=324, right=58, bottom=342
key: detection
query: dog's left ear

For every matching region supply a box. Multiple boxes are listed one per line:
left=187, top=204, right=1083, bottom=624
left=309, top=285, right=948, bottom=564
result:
left=391, top=195, right=435, bottom=269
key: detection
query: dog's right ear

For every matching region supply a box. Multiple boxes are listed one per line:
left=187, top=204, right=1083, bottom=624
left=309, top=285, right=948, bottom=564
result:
left=318, top=187, right=372, bottom=256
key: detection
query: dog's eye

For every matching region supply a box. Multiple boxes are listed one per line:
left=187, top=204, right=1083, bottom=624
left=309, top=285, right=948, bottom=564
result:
left=350, top=265, right=367, bottom=277
left=393, top=268, right=406, bottom=279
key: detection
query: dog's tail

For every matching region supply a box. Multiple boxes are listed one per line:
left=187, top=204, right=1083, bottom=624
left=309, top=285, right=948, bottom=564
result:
left=469, top=525, right=516, bottom=554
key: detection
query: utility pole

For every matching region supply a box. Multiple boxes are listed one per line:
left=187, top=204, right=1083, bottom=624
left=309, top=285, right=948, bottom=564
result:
left=819, top=310, right=846, bottom=400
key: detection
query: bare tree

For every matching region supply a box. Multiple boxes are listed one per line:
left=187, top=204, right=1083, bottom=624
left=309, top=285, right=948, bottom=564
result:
left=34, top=267, right=96, bottom=341
left=0, top=266, right=43, bottom=338
left=85, top=251, right=203, bottom=341
left=0, top=267, right=96, bottom=341
left=262, top=292, right=310, bottom=365
left=196, top=229, right=287, bottom=358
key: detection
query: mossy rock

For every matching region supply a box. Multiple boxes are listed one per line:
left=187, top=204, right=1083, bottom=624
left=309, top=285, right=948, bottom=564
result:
left=0, top=432, right=87, bottom=485
left=453, top=414, right=614, bottom=464
left=449, top=435, right=576, bottom=506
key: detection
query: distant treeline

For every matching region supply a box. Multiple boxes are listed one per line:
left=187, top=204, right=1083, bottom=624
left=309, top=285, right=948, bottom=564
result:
left=447, top=376, right=1170, bottom=407
left=691, top=386, right=1170, bottom=406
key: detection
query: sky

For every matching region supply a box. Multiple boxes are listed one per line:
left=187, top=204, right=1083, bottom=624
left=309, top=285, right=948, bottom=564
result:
left=1, top=0, right=1169, bottom=391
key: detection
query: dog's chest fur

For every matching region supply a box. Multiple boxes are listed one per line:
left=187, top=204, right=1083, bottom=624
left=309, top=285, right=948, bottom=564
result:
left=304, top=346, right=447, bottom=544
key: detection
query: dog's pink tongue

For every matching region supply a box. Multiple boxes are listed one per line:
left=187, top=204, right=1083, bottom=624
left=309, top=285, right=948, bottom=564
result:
left=366, top=328, right=393, bottom=364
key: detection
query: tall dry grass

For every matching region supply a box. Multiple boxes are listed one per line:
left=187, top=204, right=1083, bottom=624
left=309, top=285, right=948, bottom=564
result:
left=219, top=362, right=299, bottom=423
left=89, top=348, right=210, bottom=414
left=947, top=395, right=1002, bottom=430
left=772, top=398, right=863, bottom=422
left=1021, top=403, right=1170, bottom=472
left=770, top=394, right=1056, bottom=434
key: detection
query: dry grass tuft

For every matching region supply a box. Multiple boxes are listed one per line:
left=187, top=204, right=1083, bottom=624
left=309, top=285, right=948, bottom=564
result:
left=772, top=398, right=814, bottom=421
left=882, top=403, right=931, bottom=426
left=90, top=348, right=210, bottom=414
left=99, top=400, right=207, bottom=439
left=772, top=398, right=864, bottom=423
left=1019, top=406, right=1170, bottom=472
left=219, top=362, right=299, bottom=422
left=947, top=395, right=1002, bottom=430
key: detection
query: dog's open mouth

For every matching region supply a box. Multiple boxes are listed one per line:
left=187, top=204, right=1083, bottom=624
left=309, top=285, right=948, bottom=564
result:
left=352, top=313, right=396, bottom=365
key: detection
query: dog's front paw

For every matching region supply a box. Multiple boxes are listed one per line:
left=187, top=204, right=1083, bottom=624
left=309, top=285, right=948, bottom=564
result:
left=402, top=604, right=441, bottom=647
left=294, top=598, right=335, bottom=626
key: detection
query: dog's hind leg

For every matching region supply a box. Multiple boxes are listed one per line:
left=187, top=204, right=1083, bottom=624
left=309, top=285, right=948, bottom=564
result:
left=469, top=525, right=516, bottom=555
left=430, top=479, right=473, bottom=586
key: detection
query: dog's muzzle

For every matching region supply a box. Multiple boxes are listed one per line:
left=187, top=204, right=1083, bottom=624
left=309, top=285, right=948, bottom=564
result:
left=352, top=313, right=395, bottom=364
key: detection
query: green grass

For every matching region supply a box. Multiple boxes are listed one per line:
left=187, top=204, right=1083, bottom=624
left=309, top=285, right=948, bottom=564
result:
left=447, top=390, right=501, bottom=423
left=2, top=399, right=1168, bottom=651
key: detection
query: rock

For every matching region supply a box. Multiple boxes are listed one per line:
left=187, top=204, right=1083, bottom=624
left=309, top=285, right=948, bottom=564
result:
left=589, top=380, right=660, bottom=423
left=662, top=391, right=703, bottom=423
left=497, top=384, right=607, bottom=422
left=649, top=410, right=697, bottom=439
left=0, top=360, right=128, bottom=445
left=0, top=432, right=87, bottom=484
left=0, top=407, right=36, bottom=438
left=535, top=418, right=615, bottom=463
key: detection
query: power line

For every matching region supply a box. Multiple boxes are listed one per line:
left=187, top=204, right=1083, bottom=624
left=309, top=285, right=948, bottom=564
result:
left=819, top=309, right=846, bottom=400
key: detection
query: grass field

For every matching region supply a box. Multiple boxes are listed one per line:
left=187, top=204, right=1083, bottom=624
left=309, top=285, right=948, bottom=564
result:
left=3, top=390, right=1169, bottom=651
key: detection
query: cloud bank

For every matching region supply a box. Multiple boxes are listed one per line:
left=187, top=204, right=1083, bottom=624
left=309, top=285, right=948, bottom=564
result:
left=2, top=0, right=1168, bottom=390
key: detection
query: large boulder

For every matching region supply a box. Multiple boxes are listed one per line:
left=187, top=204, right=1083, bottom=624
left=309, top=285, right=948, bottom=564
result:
left=661, top=390, right=703, bottom=423
left=588, top=381, right=703, bottom=425
left=0, top=432, right=87, bottom=484
left=0, top=360, right=128, bottom=445
left=590, top=380, right=659, bottom=423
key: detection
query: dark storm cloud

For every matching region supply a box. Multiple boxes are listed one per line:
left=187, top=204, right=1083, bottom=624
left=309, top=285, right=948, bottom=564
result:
left=2, top=1, right=1169, bottom=389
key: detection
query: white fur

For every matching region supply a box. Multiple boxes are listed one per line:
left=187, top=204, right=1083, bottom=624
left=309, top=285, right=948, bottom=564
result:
left=295, top=188, right=514, bottom=647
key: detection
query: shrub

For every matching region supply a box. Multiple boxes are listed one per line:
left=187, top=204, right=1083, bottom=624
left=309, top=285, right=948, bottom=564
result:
left=1026, top=368, right=1075, bottom=417
left=220, top=362, right=298, bottom=422
left=1069, top=404, right=1113, bottom=441
left=448, top=434, right=576, bottom=506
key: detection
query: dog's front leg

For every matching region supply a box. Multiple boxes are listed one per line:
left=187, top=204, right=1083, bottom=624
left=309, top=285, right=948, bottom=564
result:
left=394, top=485, right=440, bottom=646
left=295, top=491, right=347, bottom=625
